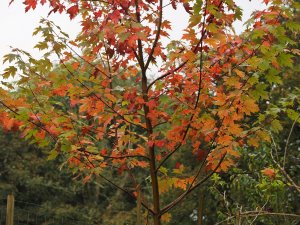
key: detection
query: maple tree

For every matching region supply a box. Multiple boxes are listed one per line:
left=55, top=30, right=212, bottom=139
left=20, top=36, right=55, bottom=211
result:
left=1, top=0, right=299, bottom=224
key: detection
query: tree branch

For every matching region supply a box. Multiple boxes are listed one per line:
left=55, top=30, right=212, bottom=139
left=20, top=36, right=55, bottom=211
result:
left=56, top=54, right=145, bottom=130
left=144, top=0, right=163, bottom=71
left=160, top=154, right=226, bottom=215
left=283, top=113, right=300, bottom=168
left=74, top=155, right=154, bottom=214
left=147, top=0, right=224, bottom=91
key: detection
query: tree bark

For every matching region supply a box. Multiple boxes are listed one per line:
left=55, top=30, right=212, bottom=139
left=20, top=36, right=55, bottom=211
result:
left=136, top=185, right=142, bottom=225
left=197, top=189, right=205, bottom=225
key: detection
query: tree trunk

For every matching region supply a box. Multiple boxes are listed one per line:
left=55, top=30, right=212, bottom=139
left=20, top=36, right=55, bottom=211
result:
left=198, top=189, right=205, bottom=225
left=136, top=185, right=142, bottom=225
left=153, top=215, right=161, bottom=225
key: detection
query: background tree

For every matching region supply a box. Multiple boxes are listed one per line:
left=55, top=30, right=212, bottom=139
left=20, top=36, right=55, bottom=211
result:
left=0, top=128, right=143, bottom=225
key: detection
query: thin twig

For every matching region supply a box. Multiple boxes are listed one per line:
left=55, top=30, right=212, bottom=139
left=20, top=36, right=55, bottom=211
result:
left=215, top=211, right=300, bottom=225
left=283, top=113, right=300, bottom=168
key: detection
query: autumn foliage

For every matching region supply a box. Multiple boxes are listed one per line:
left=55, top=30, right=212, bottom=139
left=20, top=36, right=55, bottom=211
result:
left=1, top=0, right=298, bottom=224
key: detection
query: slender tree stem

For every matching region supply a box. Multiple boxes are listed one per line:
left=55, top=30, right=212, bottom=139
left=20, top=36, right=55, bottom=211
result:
left=135, top=0, right=163, bottom=223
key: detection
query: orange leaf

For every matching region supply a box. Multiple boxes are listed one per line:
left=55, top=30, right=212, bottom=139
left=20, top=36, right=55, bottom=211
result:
left=243, top=98, right=259, bottom=115
left=261, top=168, right=276, bottom=179
left=72, top=62, right=80, bottom=70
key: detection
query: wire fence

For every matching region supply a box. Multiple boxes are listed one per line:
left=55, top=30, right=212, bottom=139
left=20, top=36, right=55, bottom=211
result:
left=0, top=198, right=87, bottom=225
left=0, top=205, right=5, bottom=225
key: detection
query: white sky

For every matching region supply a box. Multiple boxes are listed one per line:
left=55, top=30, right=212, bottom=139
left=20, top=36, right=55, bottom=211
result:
left=0, top=1, right=265, bottom=73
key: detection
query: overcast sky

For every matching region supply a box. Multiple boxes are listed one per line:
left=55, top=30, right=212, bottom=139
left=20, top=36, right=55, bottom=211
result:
left=0, top=1, right=265, bottom=73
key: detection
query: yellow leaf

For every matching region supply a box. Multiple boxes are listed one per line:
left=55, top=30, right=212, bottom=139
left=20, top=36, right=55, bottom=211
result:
left=183, top=50, right=197, bottom=62
left=247, top=136, right=260, bottom=148
left=217, top=135, right=233, bottom=145
left=226, top=147, right=240, bottom=158
left=227, top=123, right=243, bottom=135
left=158, top=177, right=172, bottom=194
left=224, top=76, right=241, bottom=88
left=256, top=130, right=271, bottom=142
left=189, top=14, right=202, bottom=27
left=173, top=164, right=185, bottom=174
left=161, top=213, right=172, bottom=223
left=233, top=69, right=245, bottom=78
left=105, top=93, right=117, bottom=102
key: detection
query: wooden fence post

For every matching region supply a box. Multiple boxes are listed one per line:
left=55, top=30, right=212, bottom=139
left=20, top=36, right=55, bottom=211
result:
left=6, top=194, right=14, bottom=225
left=136, top=185, right=142, bottom=225
left=235, top=211, right=241, bottom=225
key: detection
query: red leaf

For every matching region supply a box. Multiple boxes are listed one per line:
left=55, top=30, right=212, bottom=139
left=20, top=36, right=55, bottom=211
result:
left=100, top=149, right=107, bottom=155
left=171, top=0, right=177, bottom=9
left=93, top=10, right=102, bottom=18
left=155, top=140, right=166, bottom=148
left=183, top=2, right=192, bottom=15
left=24, top=0, right=37, bottom=12
left=175, top=162, right=182, bottom=169
left=110, top=10, right=121, bottom=23
left=118, top=163, right=128, bottom=174
left=36, top=130, right=46, bottom=140
left=67, top=5, right=79, bottom=19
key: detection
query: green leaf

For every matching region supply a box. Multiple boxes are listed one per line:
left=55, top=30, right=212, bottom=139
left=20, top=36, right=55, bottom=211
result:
left=278, top=53, right=293, bottom=68
left=86, top=146, right=99, bottom=154
left=2, top=66, right=17, bottom=78
left=286, top=109, right=300, bottom=122
left=265, top=68, right=282, bottom=84
left=207, top=23, right=218, bottom=33
left=34, top=41, right=48, bottom=51
left=119, top=32, right=130, bottom=42
left=286, top=21, right=300, bottom=32
left=136, top=31, right=147, bottom=40
left=258, top=59, right=270, bottom=71
left=3, top=53, right=18, bottom=64
left=61, top=140, right=72, bottom=152
left=193, top=0, right=203, bottom=15
left=159, top=166, right=168, bottom=175
left=251, top=83, right=268, bottom=100
left=271, top=119, right=283, bottom=133
left=248, top=73, right=259, bottom=85
left=48, top=149, right=59, bottom=160
left=207, top=5, right=218, bottom=16
left=234, top=6, right=243, bottom=21
left=189, top=14, right=202, bottom=27
left=32, top=26, right=42, bottom=36
left=251, top=29, right=265, bottom=40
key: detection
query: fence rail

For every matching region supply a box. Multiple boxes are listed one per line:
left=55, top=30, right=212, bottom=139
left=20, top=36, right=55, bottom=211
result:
left=0, top=195, right=87, bottom=225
